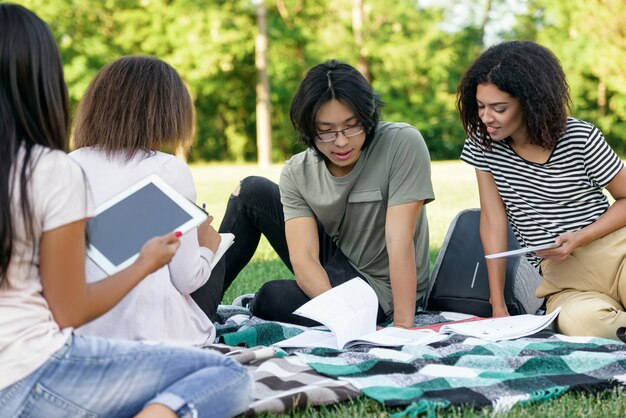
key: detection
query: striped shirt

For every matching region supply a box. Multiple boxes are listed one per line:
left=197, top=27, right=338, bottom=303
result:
left=461, top=117, right=624, bottom=266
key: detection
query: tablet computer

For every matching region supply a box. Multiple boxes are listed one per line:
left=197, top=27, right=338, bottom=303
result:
left=484, top=242, right=559, bottom=259
left=86, top=174, right=207, bottom=275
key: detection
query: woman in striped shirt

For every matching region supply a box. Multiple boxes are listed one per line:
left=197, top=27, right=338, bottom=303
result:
left=457, top=41, right=626, bottom=341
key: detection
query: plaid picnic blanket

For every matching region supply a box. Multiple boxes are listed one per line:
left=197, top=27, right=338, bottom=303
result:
left=214, top=306, right=626, bottom=416
left=204, top=343, right=360, bottom=415
left=209, top=306, right=361, bottom=415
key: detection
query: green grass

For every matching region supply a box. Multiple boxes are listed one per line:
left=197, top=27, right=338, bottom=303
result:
left=191, top=161, right=625, bottom=417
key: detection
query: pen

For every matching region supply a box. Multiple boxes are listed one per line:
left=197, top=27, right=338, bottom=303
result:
left=202, top=203, right=211, bottom=218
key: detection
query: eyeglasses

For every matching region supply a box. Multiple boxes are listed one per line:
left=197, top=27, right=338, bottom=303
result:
left=315, top=125, right=364, bottom=142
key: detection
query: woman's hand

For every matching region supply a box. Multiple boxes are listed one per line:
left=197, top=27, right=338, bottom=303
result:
left=135, top=231, right=182, bottom=275
left=490, top=302, right=510, bottom=318
left=535, top=231, right=581, bottom=262
left=197, top=215, right=221, bottom=253
left=42, top=225, right=182, bottom=328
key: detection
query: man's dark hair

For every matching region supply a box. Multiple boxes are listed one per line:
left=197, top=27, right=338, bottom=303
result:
left=290, top=59, right=383, bottom=157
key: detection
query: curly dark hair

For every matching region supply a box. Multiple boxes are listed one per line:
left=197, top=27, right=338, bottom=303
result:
left=457, top=41, right=572, bottom=149
left=290, top=59, right=383, bottom=158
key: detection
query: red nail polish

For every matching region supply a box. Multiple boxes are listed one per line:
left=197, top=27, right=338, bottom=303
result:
left=175, top=231, right=182, bottom=237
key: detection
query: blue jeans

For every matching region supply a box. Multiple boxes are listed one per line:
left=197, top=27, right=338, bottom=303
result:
left=0, top=335, right=252, bottom=418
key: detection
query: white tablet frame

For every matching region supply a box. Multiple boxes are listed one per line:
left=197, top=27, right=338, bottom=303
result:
left=86, top=174, right=207, bottom=275
left=484, top=242, right=559, bottom=259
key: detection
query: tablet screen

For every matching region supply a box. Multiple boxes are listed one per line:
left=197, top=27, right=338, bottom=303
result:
left=86, top=176, right=205, bottom=274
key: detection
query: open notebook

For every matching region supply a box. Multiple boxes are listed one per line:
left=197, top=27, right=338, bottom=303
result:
left=211, top=233, right=235, bottom=268
left=273, top=279, right=561, bottom=350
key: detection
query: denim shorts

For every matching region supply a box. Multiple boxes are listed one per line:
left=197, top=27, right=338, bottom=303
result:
left=0, top=334, right=252, bottom=418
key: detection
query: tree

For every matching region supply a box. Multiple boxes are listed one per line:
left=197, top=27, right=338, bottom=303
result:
left=525, top=0, right=626, bottom=154
left=254, top=0, right=273, bottom=168
left=16, top=0, right=625, bottom=162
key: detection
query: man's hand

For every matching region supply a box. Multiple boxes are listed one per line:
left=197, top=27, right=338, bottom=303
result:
left=491, top=303, right=510, bottom=318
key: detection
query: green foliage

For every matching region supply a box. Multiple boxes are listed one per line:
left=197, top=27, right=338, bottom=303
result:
left=14, top=0, right=626, bottom=160
left=522, top=0, right=626, bottom=154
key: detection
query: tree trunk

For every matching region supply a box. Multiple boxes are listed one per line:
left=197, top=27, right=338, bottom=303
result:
left=255, top=0, right=272, bottom=168
left=352, top=0, right=371, bottom=82
left=480, top=0, right=491, bottom=47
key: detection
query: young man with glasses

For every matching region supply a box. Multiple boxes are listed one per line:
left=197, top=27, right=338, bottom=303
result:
left=199, top=60, right=434, bottom=328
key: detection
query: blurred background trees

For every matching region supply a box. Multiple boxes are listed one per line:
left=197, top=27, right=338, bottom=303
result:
left=16, top=0, right=626, bottom=162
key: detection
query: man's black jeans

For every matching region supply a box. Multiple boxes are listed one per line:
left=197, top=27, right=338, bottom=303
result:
left=193, top=176, right=386, bottom=327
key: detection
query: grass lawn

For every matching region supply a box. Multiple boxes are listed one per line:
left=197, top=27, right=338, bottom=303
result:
left=191, top=161, right=625, bottom=417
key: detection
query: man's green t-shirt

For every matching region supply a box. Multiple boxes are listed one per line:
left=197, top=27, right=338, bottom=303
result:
left=280, top=122, right=435, bottom=315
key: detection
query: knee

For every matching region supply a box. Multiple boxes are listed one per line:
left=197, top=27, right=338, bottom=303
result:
left=556, top=298, right=621, bottom=339
left=231, top=176, right=264, bottom=196
left=236, top=176, right=279, bottom=204
left=250, top=280, right=303, bottom=321
left=223, top=355, right=252, bottom=385
left=250, top=281, right=282, bottom=316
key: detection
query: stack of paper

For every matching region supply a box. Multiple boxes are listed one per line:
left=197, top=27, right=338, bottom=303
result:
left=272, top=278, right=561, bottom=349
left=210, top=233, right=235, bottom=268
left=437, top=307, right=561, bottom=341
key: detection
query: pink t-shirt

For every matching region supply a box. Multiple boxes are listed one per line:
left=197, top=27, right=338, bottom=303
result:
left=0, top=146, right=93, bottom=390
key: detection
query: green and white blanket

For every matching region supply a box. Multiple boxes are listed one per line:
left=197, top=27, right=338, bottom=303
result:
left=214, top=307, right=626, bottom=416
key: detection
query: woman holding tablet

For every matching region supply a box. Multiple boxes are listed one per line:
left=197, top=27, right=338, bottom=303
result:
left=458, top=41, right=626, bottom=340
left=0, top=4, right=251, bottom=417
left=70, top=56, right=224, bottom=346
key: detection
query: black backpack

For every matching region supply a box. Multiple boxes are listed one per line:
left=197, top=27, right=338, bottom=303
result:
left=425, top=209, right=544, bottom=317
